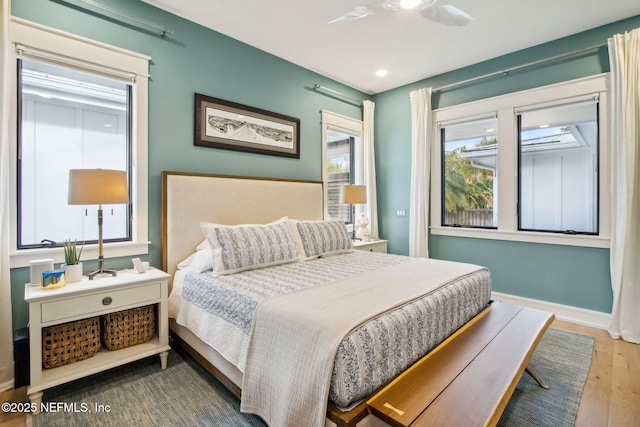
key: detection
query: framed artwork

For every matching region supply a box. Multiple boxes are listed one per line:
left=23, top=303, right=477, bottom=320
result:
left=194, top=93, right=300, bottom=159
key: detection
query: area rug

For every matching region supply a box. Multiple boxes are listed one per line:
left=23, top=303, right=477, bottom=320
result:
left=30, top=345, right=264, bottom=427
left=31, top=327, right=593, bottom=426
left=498, top=327, right=594, bottom=426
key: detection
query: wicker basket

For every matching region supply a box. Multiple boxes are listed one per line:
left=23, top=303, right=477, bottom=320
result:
left=42, top=317, right=101, bottom=369
left=102, top=305, right=155, bottom=350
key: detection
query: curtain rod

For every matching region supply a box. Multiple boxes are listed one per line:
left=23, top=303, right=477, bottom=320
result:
left=313, top=84, right=363, bottom=106
left=71, top=0, right=174, bottom=36
left=432, top=42, right=607, bottom=93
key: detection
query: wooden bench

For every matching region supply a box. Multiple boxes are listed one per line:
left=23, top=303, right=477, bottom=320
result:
left=366, top=301, right=555, bottom=427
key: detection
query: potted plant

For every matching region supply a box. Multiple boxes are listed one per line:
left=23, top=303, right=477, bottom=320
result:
left=62, top=240, right=84, bottom=283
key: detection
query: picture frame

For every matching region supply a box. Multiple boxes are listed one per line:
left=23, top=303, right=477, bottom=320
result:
left=194, top=93, right=300, bottom=159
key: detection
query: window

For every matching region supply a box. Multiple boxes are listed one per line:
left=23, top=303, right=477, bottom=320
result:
left=321, top=110, right=363, bottom=225
left=441, top=117, right=497, bottom=228
left=431, top=74, right=609, bottom=248
left=327, top=133, right=356, bottom=222
left=18, top=58, right=132, bottom=248
left=517, top=100, right=599, bottom=234
left=9, top=19, right=150, bottom=267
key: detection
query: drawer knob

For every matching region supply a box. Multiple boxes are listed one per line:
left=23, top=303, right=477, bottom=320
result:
left=102, top=297, right=113, bottom=306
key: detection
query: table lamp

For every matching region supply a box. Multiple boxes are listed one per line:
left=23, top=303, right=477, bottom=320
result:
left=68, top=169, right=129, bottom=280
left=340, top=184, right=367, bottom=240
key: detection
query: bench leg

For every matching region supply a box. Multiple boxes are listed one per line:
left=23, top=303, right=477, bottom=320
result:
left=525, top=367, right=549, bottom=390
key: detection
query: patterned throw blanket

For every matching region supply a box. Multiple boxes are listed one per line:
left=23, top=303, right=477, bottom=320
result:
left=240, top=257, right=489, bottom=427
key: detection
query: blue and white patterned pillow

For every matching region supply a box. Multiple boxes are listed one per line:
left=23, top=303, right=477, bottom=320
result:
left=200, top=219, right=300, bottom=275
left=288, top=219, right=354, bottom=260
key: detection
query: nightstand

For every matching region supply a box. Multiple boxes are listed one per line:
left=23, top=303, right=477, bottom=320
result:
left=354, top=239, right=388, bottom=253
left=24, top=268, right=171, bottom=413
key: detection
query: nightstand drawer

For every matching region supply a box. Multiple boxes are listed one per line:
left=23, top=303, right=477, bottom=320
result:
left=41, top=283, right=161, bottom=323
left=354, top=240, right=388, bottom=253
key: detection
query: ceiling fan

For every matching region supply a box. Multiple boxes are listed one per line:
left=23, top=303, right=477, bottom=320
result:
left=328, top=0, right=473, bottom=27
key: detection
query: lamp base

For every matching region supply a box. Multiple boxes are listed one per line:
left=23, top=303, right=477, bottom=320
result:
left=87, top=256, right=117, bottom=280
left=350, top=204, right=362, bottom=242
left=87, top=268, right=117, bottom=280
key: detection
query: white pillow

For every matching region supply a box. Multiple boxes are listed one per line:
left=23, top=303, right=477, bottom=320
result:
left=287, top=218, right=354, bottom=260
left=195, top=239, right=209, bottom=251
left=200, top=218, right=299, bottom=275
left=177, top=249, right=213, bottom=273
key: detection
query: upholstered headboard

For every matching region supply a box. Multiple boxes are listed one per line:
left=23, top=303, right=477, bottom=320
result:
left=161, top=171, right=324, bottom=282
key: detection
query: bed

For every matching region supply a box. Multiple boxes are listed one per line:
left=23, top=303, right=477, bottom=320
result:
left=161, top=171, right=492, bottom=427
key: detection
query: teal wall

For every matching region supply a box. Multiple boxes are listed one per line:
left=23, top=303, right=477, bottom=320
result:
left=9, top=0, right=640, bottom=328
left=373, top=15, right=640, bottom=314
left=10, top=0, right=368, bottom=329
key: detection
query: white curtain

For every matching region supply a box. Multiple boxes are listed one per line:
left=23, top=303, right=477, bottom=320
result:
left=0, top=0, right=15, bottom=390
left=408, top=88, right=432, bottom=258
left=607, top=29, right=640, bottom=344
left=362, top=100, right=378, bottom=238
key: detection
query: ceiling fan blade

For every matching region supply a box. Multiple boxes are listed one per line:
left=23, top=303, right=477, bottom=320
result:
left=328, top=6, right=376, bottom=24
left=419, top=3, right=473, bottom=26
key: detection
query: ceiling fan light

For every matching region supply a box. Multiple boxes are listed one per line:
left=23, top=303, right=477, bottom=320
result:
left=419, top=3, right=473, bottom=26
left=400, top=0, right=421, bottom=9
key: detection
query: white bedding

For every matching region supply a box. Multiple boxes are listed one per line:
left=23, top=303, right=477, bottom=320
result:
left=168, top=251, right=410, bottom=371
left=169, top=250, right=491, bottom=424
left=169, top=268, right=251, bottom=371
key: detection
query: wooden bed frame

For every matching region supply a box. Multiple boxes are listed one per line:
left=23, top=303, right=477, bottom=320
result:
left=161, top=171, right=553, bottom=427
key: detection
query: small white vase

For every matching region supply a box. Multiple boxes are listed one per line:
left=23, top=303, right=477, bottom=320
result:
left=63, top=262, right=84, bottom=283
left=355, top=213, right=370, bottom=239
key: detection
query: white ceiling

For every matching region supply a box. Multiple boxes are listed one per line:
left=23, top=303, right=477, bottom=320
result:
left=141, top=0, right=640, bottom=94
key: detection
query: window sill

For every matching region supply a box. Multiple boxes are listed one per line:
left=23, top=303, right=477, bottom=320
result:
left=10, top=241, right=150, bottom=269
left=429, top=226, right=610, bottom=249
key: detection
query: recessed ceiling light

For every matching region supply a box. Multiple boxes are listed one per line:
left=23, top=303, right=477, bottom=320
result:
left=539, top=124, right=549, bottom=128
left=400, top=0, right=421, bottom=9
left=375, top=69, right=388, bottom=77
left=486, top=128, right=494, bottom=132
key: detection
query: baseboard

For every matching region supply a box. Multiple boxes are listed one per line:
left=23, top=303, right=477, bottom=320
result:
left=491, top=292, right=610, bottom=330
left=0, top=379, right=15, bottom=393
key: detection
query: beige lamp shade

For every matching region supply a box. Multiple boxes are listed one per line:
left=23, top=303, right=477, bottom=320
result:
left=340, top=184, right=367, bottom=205
left=68, top=169, right=129, bottom=205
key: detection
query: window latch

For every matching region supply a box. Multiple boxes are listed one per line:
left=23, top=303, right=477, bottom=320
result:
left=40, top=239, right=57, bottom=248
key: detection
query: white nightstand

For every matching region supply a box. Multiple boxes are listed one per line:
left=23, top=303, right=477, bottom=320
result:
left=24, top=268, right=171, bottom=413
left=353, top=239, right=388, bottom=253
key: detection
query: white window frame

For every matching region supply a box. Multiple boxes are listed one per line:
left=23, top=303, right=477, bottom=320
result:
left=320, top=110, right=364, bottom=222
left=430, top=74, right=610, bottom=248
left=9, top=18, right=151, bottom=268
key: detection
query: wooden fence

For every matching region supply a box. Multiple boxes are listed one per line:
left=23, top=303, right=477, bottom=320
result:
left=444, top=209, right=494, bottom=227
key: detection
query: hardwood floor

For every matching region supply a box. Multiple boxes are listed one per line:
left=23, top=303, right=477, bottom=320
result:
left=0, top=387, right=28, bottom=427
left=553, top=320, right=640, bottom=427
left=1, top=320, right=638, bottom=427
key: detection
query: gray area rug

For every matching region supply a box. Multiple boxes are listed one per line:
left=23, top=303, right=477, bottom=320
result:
left=32, top=327, right=593, bottom=426
left=498, top=327, right=594, bottom=427
left=31, top=346, right=264, bottom=427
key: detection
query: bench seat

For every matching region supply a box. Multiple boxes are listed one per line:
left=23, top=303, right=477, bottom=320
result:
left=366, top=301, right=555, bottom=427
